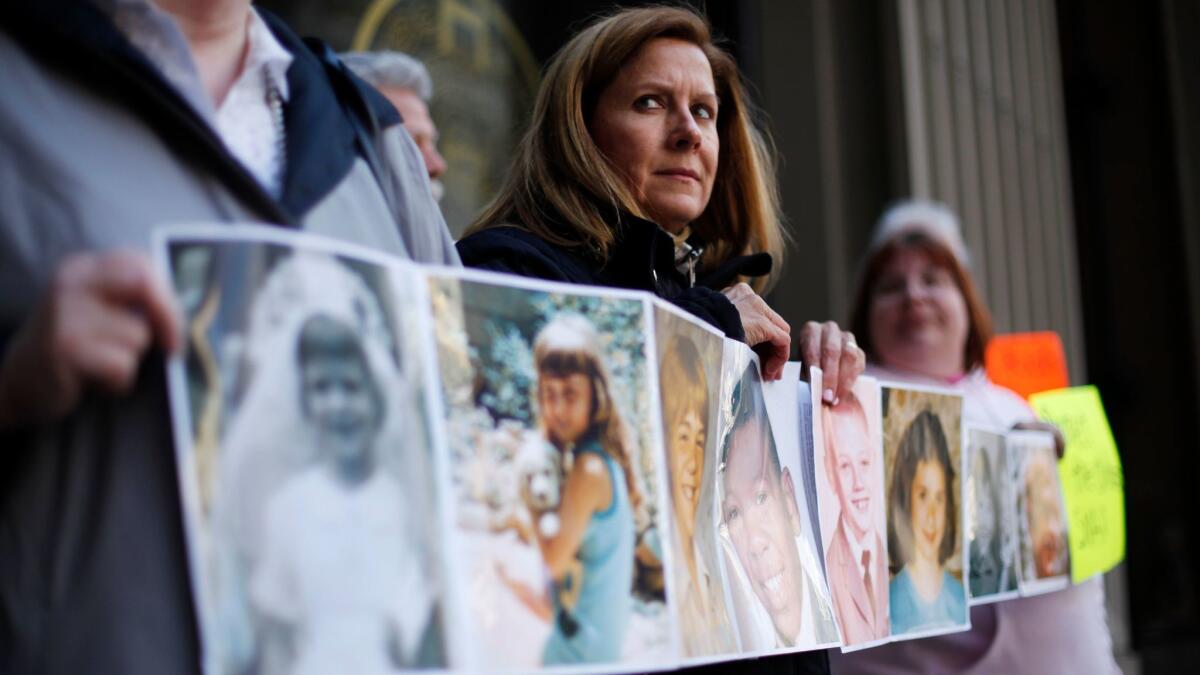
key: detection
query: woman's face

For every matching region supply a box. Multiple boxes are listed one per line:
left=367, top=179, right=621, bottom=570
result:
left=590, top=37, right=719, bottom=234
left=539, top=373, right=593, bottom=448
left=301, top=352, right=381, bottom=466
left=910, top=459, right=947, bottom=566
left=670, top=408, right=705, bottom=538
left=869, top=246, right=970, bottom=377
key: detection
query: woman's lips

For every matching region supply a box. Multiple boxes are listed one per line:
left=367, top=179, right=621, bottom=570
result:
left=656, top=168, right=700, bottom=182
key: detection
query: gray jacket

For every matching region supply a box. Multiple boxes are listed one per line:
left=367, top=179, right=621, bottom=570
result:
left=0, top=3, right=457, bottom=673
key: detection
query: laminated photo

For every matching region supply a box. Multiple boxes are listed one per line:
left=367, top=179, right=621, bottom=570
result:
left=1011, top=430, right=1072, bottom=595
left=966, top=427, right=1020, bottom=604
left=812, top=370, right=890, bottom=650
left=426, top=269, right=673, bottom=671
left=157, top=225, right=450, bottom=674
left=652, top=304, right=740, bottom=659
left=879, top=384, right=970, bottom=640
left=717, top=344, right=840, bottom=655
left=765, top=362, right=826, bottom=585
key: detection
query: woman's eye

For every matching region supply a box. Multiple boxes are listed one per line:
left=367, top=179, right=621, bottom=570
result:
left=925, top=268, right=954, bottom=287
left=875, top=277, right=904, bottom=295
left=755, top=491, right=767, bottom=506
left=634, top=95, right=664, bottom=110
left=692, top=104, right=715, bottom=120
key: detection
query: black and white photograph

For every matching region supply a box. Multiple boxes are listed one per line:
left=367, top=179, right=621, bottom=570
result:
left=966, top=428, right=1020, bottom=604
left=158, top=226, right=449, bottom=674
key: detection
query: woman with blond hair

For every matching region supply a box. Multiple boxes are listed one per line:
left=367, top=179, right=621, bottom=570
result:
left=457, top=5, right=863, bottom=399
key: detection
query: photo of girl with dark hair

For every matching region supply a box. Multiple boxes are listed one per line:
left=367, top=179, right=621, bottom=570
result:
left=881, top=386, right=968, bottom=638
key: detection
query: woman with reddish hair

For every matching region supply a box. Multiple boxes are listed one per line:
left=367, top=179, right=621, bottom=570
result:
left=832, top=199, right=1118, bottom=674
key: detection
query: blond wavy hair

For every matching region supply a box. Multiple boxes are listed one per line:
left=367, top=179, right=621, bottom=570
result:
left=466, top=5, right=786, bottom=292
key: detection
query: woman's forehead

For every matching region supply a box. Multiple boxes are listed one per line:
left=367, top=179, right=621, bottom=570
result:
left=617, top=37, right=715, bottom=90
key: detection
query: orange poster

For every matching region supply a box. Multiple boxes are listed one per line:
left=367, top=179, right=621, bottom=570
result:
left=985, top=332, right=1069, bottom=400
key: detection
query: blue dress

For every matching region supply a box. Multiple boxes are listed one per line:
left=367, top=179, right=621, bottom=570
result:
left=542, top=441, right=635, bottom=664
left=889, top=566, right=966, bottom=635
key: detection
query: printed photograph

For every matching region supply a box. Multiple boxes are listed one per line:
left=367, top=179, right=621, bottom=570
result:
left=1012, top=430, right=1072, bottom=594
left=653, top=305, right=739, bottom=658
left=813, top=371, right=889, bottom=647
left=717, top=345, right=840, bottom=653
left=966, top=428, right=1020, bottom=603
left=880, top=385, right=969, bottom=639
left=161, top=229, right=448, bottom=675
left=427, top=272, right=672, bottom=668
left=765, top=363, right=825, bottom=587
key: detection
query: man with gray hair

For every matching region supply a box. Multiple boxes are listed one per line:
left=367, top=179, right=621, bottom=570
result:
left=342, top=51, right=447, bottom=200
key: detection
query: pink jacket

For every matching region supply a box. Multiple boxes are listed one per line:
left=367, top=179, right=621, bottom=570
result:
left=827, top=521, right=890, bottom=644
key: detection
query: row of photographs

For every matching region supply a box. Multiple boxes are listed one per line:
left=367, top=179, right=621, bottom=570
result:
left=157, top=225, right=1074, bottom=674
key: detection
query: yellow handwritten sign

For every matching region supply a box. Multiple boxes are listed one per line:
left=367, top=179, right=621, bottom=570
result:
left=1029, top=386, right=1125, bottom=582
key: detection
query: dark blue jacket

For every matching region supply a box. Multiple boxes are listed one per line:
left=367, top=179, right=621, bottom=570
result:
left=458, top=214, right=759, bottom=341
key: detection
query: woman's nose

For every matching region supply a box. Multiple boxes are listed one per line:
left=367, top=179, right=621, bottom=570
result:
left=669, top=111, right=703, bottom=151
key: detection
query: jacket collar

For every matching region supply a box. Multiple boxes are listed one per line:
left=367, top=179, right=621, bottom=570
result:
left=263, top=13, right=403, bottom=218
left=595, top=212, right=692, bottom=295
left=1, top=0, right=400, bottom=225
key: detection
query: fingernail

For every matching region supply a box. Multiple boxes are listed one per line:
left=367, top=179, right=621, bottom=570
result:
left=823, top=388, right=834, bottom=404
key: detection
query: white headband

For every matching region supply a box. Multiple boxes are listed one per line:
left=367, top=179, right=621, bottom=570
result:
left=869, top=199, right=970, bottom=266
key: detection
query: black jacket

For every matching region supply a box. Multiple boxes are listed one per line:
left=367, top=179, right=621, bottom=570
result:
left=457, top=214, right=751, bottom=340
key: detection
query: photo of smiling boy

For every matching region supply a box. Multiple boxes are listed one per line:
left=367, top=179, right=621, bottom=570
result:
left=817, top=378, right=889, bottom=646
left=719, top=360, right=839, bottom=651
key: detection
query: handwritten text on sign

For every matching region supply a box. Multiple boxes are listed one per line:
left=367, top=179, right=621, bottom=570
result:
left=1029, top=386, right=1126, bottom=582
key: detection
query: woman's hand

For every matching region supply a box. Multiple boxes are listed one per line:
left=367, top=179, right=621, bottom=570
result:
left=799, top=321, right=865, bottom=406
left=722, top=283, right=790, bottom=380
left=1012, top=421, right=1067, bottom=459
left=0, top=250, right=181, bottom=428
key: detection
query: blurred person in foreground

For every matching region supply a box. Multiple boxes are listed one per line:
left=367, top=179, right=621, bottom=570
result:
left=341, top=50, right=448, bottom=201
left=831, top=199, right=1118, bottom=674
left=0, top=0, right=456, bottom=672
left=456, top=6, right=864, bottom=404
